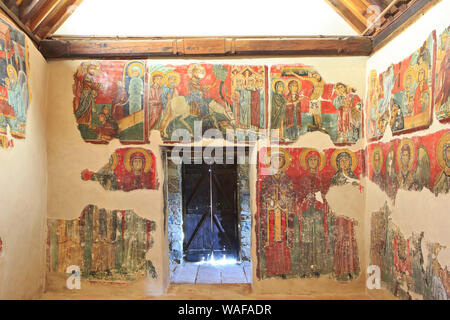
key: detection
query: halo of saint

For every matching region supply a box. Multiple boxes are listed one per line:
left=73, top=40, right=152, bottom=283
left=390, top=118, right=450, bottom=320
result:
left=396, top=138, right=415, bottom=172
left=299, top=148, right=326, bottom=171
left=124, top=148, right=153, bottom=173
left=126, top=61, right=144, bottom=78
left=436, top=131, right=450, bottom=171
left=371, top=146, right=383, bottom=175
left=271, top=78, right=285, bottom=93
left=265, top=148, right=291, bottom=173
left=164, top=71, right=181, bottom=88
left=188, top=64, right=206, bottom=79
left=331, top=148, right=357, bottom=172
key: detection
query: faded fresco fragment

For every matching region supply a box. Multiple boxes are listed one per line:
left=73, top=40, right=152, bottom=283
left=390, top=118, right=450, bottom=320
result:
left=73, top=61, right=146, bottom=144
left=435, top=26, right=450, bottom=122
left=0, top=15, right=31, bottom=149
left=366, top=32, right=435, bottom=140
left=47, top=205, right=157, bottom=282
left=256, top=147, right=362, bottom=281
left=147, top=63, right=267, bottom=141
left=367, top=129, right=450, bottom=199
left=270, top=64, right=362, bottom=144
left=81, top=147, right=159, bottom=192
left=370, top=203, right=449, bottom=300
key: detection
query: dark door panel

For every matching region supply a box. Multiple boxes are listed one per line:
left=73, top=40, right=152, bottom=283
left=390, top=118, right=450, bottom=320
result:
left=182, top=163, right=239, bottom=262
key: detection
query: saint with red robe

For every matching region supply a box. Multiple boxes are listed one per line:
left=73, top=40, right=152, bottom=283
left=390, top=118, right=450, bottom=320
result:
left=259, top=149, right=295, bottom=278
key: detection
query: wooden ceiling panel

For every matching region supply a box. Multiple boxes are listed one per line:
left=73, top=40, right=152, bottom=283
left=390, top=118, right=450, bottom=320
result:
left=0, top=0, right=444, bottom=58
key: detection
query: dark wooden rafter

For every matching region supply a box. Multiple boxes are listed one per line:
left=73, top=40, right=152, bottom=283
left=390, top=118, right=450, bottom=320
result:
left=39, top=36, right=374, bottom=58
left=325, top=0, right=369, bottom=34
left=33, top=0, right=83, bottom=39
left=371, top=0, right=443, bottom=53
left=0, top=0, right=83, bottom=44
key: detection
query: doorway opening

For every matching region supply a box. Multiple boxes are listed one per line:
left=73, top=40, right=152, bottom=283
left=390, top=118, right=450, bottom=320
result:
left=167, top=147, right=251, bottom=284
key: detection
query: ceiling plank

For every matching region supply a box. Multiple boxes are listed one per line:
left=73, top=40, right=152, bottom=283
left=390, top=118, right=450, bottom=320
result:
left=325, top=0, right=368, bottom=34
left=372, top=0, right=442, bottom=53
left=24, top=0, right=61, bottom=31
left=39, top=36, right=373, bottom=59
left=33, top=0, right=82, bottom=39
left=0, top=0, right=40, bottom=43
left=362, top=0, right=401, bottom=35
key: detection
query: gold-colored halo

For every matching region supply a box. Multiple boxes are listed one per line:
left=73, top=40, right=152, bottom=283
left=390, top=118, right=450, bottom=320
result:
left=331, top=148, right=357, bottom=172
left=124, top=148, right=152, bottom=173
left=416, top=63, right=428, bottom=82
left=396, top=138, right=415, bottom=172
left=164, top=71, right=181, bottom=88
left=7, top=64, right=17, bottom=80
left=370, top=146, right=383, bottom=174
left=126, top=61, right=144, bottom=78
left=188, top=64, right=206, bottom=79
left=104, top=152, right=119, bottom=171
left=271, top=78, right=285, bottom=93
left=403, top=66, right=416, bottom=88
left=436, top=132, right=450, bottom=170
left=286, top=78, right=302, bottom=92
left=265, top=148, right=291, bottom=173
left=299, top=148, right=325, bottom=171
left=150, top=71, right=164, bottom=84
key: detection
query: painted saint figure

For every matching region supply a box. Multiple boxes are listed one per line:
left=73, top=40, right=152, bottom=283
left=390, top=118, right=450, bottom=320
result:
left=259, top=149, right=296, bottom=278
left=188, top=64, right=215, bottom=118
left=122, top=148, right=158, bottom=192
left=294, top=149, right=331, bottom=277
left=385, top=149, right=399, bottom=200
left=433, top=132, right=450, bottom=195
left=74, top=62, right=101, bottom=127
left=148, top=71, right=164, bottom=130
left=330, top=149, right=358, bottom=187
left=396, top=140, right=415, bottom=191
left=270, top=80, right=286, bottom=140
left=95, top=106, right=119, bottom=141
left=128, top=65, right=144, bottom=115
left=371, top=146, right=385, bottom=190
left=284, top=79, right=303, bottom=140
left=333, top=83, right=353, bottom=142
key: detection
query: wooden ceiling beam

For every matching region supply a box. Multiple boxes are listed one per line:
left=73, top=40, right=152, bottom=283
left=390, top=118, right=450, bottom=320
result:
left=24, top=0, right=60, bottom=31
left=325, top=0, right=368, bottom=34
left=33, top=0, right=82, bottom=39
left=0, top=0, right=40, bottom=43
left=39, top=36, right=374, bottom=59
left=372, top=0, right=442, bottom=53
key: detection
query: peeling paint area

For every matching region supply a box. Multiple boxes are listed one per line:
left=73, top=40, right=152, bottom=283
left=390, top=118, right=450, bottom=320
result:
left=0, top=236, right=3, bottom=257
left=81, top=147, right=159, bottom=192
left=47, top=205, right=157, bottom=282
left=370, top=203, right=449, bottom=300
left=256, top=147, right=363, bottom=281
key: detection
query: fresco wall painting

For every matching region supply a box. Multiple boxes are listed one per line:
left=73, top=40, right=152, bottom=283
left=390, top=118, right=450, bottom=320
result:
left=367, top=130, right=450, bottom=199
left=47, top=205, right=157, bottom=282
left=366, top=32, right=436, bottom=141
left=370, top=203, right=449, bottom=300
left=147, top=64, right=268, bottom=142
left=270, top=64, right=363, bottom=145
left=73, top=60, right=147, bottom=144
left=435, top=26, right=450, bottom=123
left=256, top=147, right=363, bottom=281
left=81, top=147, right=159, bottom=192
left=0, top=15, right=31, bottom=149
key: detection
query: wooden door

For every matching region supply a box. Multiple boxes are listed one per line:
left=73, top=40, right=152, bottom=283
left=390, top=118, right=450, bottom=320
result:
left=182, top=163, right=239, bottom=262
